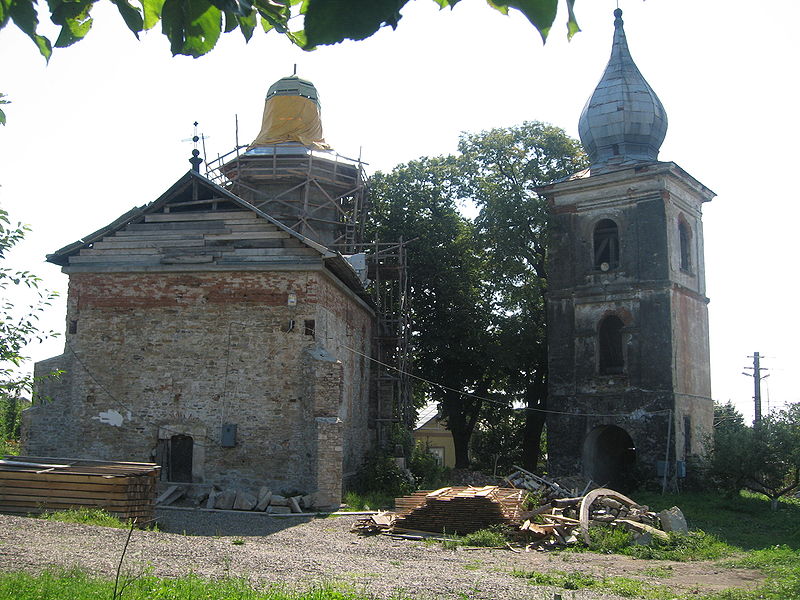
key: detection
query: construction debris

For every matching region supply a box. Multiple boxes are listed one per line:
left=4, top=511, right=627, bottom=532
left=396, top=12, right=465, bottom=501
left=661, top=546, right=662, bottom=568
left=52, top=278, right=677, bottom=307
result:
left=350, top=473, right=687, bottom=552
left=504, top=466, right=573, bottom=500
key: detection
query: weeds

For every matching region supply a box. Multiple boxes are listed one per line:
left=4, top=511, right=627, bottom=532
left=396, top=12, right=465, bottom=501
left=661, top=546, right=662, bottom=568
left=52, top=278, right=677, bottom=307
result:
left=38, top=507, right=130, bottom=529
left=341, top=491, right=394, bottom=512
left=461, top=526, right=509, bottom=548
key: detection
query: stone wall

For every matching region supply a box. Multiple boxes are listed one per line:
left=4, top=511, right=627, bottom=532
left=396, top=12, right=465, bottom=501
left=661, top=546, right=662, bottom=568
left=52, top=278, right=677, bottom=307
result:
left=24, top=268, right=373, bottom=505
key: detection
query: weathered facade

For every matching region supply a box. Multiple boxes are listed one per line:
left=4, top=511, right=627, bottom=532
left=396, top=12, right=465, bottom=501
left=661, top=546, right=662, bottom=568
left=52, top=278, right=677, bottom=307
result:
left=540, top=10, right=714, bottom=490
left=24, top=78, right=377, bottom=509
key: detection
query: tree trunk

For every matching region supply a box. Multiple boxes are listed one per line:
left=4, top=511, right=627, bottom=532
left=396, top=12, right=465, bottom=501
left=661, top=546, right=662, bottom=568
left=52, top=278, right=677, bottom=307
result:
left=442, top=391, right=482, bottom=470
left=521, top=350, right=548, bottom=472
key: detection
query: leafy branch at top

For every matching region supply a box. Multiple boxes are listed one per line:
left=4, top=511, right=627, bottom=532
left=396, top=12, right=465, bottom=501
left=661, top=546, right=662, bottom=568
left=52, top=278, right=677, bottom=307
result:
left=0, top=0, right=580, bottom=61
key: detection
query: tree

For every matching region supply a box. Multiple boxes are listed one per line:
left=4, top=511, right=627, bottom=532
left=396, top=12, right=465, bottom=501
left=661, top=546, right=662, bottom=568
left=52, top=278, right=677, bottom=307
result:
left=0, top=0, right=580, bottom=61
left=707, top=401, right=800, bottom=510
left=455, top=123, right=588, bottom=470
left=0, top=208, right=58, bottom=454
left=369, top=157, right=493, bottom=469
left=370, top=123, right=587, bottom=470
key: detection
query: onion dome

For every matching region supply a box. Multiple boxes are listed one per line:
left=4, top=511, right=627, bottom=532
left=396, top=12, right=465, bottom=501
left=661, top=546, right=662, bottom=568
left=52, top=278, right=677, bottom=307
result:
left=578, top=9, right=668, bottom=169
left=248, top=75, right=331, bottom=151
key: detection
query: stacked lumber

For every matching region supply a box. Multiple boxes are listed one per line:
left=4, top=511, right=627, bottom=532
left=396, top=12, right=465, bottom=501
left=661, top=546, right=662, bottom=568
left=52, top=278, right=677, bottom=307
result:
left=392, top=486, right=525, bottom=535
left=0, top=456, right=160, bottom=523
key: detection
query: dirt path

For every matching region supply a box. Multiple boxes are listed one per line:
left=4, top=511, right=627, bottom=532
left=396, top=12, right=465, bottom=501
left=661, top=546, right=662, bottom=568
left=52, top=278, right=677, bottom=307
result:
left=0, top=510, right=763, bottom=599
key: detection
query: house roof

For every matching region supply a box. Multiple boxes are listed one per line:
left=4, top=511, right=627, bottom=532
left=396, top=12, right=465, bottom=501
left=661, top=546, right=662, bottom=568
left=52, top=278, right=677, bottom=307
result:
left=47, top=170, right=372, bottom=304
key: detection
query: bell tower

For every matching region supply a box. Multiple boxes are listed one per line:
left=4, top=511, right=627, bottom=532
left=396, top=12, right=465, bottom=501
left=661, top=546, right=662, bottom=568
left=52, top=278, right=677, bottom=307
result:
left=539, top=10, right=714, bottom=490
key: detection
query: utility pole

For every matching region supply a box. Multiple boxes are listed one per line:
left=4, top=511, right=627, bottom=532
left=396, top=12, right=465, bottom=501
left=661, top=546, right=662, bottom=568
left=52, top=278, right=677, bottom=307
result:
left=742, top=352, right=769, bottom=428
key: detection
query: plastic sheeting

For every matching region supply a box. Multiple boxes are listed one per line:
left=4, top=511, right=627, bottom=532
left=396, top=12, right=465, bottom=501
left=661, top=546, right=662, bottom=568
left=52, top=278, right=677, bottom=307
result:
left=248, top=95, right=331, bottom=150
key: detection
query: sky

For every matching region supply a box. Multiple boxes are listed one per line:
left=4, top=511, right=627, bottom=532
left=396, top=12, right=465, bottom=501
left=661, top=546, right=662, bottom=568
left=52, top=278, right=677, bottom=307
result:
left=1, top=0, right=798, bottom=424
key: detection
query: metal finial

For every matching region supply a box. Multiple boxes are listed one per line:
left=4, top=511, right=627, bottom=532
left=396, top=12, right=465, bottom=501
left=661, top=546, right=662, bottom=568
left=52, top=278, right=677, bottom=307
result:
left=189, top=148, right=202, bottom=172
left=293, top=63, right=297, bottom=75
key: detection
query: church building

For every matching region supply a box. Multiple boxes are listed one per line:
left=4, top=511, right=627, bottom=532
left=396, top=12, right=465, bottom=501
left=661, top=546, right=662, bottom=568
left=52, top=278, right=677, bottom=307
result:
left=539, top=10, right=714, bottom=490
left=23, top=76, right=377, bottom=509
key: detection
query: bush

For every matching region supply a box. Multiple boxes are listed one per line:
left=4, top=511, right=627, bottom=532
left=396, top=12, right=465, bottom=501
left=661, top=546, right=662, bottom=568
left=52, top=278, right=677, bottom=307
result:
left=351, top=450, right=414, bottom=499
left=408, top=442, right=450, bottom=489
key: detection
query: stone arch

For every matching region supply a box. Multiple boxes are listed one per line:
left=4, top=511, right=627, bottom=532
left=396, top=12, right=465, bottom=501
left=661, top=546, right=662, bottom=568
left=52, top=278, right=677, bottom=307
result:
left=583, top=425, right=637, bottom=492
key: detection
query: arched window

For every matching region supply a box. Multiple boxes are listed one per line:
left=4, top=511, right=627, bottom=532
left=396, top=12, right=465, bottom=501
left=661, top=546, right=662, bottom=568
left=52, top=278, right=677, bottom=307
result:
left=593, top=219, right=620, bottom=271
left=679, top=219, right=692, bottom=272
left=598, top=315, right=625, bottom=374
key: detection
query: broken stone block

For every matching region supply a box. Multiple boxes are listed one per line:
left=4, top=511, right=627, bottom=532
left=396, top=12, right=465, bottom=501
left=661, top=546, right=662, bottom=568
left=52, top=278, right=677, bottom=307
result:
left=300, top=494, right=314, bottom=510
left=267, top=505, right=292, bottom=514
left=659, top=506, right=688, bottom=534
left=214, top=489, right=236, bottom=510
left=269, top=494, right=288, bottom=507
left=255, top=487, right=272, bottom=511
left=289, top=496, right=302, bottom=513
left=633, top=531, right=653, bottom=546
left=233, top=490, right=257, bottom=511
left=206, top=489, right=217, bottom=509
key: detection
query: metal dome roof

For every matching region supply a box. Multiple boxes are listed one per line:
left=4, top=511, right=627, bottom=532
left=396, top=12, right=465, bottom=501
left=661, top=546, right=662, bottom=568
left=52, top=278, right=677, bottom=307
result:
left=578, top=9, right=668, bottom=169
left=266, top=75, right=320, bottom=107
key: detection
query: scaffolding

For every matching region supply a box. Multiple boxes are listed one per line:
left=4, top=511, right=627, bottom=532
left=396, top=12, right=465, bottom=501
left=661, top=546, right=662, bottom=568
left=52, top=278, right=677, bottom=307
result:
left=205, top=145, right=413, bottom=446
left=206, top=145, right=368, bottom=254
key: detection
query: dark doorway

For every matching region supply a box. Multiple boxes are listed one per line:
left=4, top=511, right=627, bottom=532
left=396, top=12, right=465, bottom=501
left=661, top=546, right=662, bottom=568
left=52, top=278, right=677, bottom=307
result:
left=169, top=434, right=193, bottom=482
left=583, top=425, right=636, bottom=492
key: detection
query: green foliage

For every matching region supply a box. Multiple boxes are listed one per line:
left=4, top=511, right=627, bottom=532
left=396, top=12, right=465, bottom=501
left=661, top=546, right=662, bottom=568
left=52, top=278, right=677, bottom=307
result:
left=0, top=93, right=8, bottom=126
left=341, top=490, right=395, bottom=511
left=408, top=442, right=450, bottom=489
left=351, top=450, right=414, bottom=499
left=585, top=523, right=635, bottom=554
left=469, top=404, right=525, bottom=474
left=461, top=525, right=510, bottom=547
left=0, top=0, right=581, bottom=60
left=0, top=569, right=391, bottom=599
left=625, top=530, right=731, bottom=562
left=0, top=208, right=59, bottom=450
left=704, top=401, right=800, bottom=508
left=39, top=507, right=131, bottom=528
left=370, top=123, right=587, bottom=470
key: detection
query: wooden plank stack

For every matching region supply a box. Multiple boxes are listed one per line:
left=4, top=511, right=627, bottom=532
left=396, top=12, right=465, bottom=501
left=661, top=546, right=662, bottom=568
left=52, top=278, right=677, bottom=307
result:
left=392, top=486, right=525, bottom=535
left=0, top=456, right=160, bottom=523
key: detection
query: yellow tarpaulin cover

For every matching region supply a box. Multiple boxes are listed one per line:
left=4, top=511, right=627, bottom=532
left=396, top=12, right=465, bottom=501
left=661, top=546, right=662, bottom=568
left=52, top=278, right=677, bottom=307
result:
left=248, top=95, right=331, bottom=150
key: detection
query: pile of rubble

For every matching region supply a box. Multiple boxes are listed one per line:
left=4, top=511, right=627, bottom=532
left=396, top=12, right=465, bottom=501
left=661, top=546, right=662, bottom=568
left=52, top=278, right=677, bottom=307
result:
left=518, top=487, right=687, bottom=549
left=351, top=470, right=689, bottom=550
left=157, top=485, right=313, bottom=513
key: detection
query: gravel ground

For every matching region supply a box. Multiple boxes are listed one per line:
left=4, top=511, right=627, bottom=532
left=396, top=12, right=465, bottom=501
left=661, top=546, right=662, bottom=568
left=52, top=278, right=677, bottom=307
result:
left=0, top=509, right=763, bottom=599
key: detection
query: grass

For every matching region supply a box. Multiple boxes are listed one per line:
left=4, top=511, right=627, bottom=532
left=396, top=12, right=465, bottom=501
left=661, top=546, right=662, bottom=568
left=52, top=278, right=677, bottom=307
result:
left=341, top=490, right=395, bottom=512
left=635, top=490, right=800, bottom=550
left=0, top=570, right=393, bottom=600
left=38, top=507, right=131, bottom=529
left=526, top=490, right=800, bottom=599
left=581, top=524, right=732, bottom=561
left=510, top=569, right=677, bottom=599
left=0, top=439, right=20, bottom=456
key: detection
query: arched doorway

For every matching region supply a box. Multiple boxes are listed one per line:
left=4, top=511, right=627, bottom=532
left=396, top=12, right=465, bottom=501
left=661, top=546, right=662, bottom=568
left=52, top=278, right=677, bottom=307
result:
left=583, top=425, right=636, bottom=492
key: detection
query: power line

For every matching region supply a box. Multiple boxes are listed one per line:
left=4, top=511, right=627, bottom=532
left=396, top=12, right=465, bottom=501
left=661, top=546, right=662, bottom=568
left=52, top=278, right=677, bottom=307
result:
left=341, top=343, right=674, bottom=419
